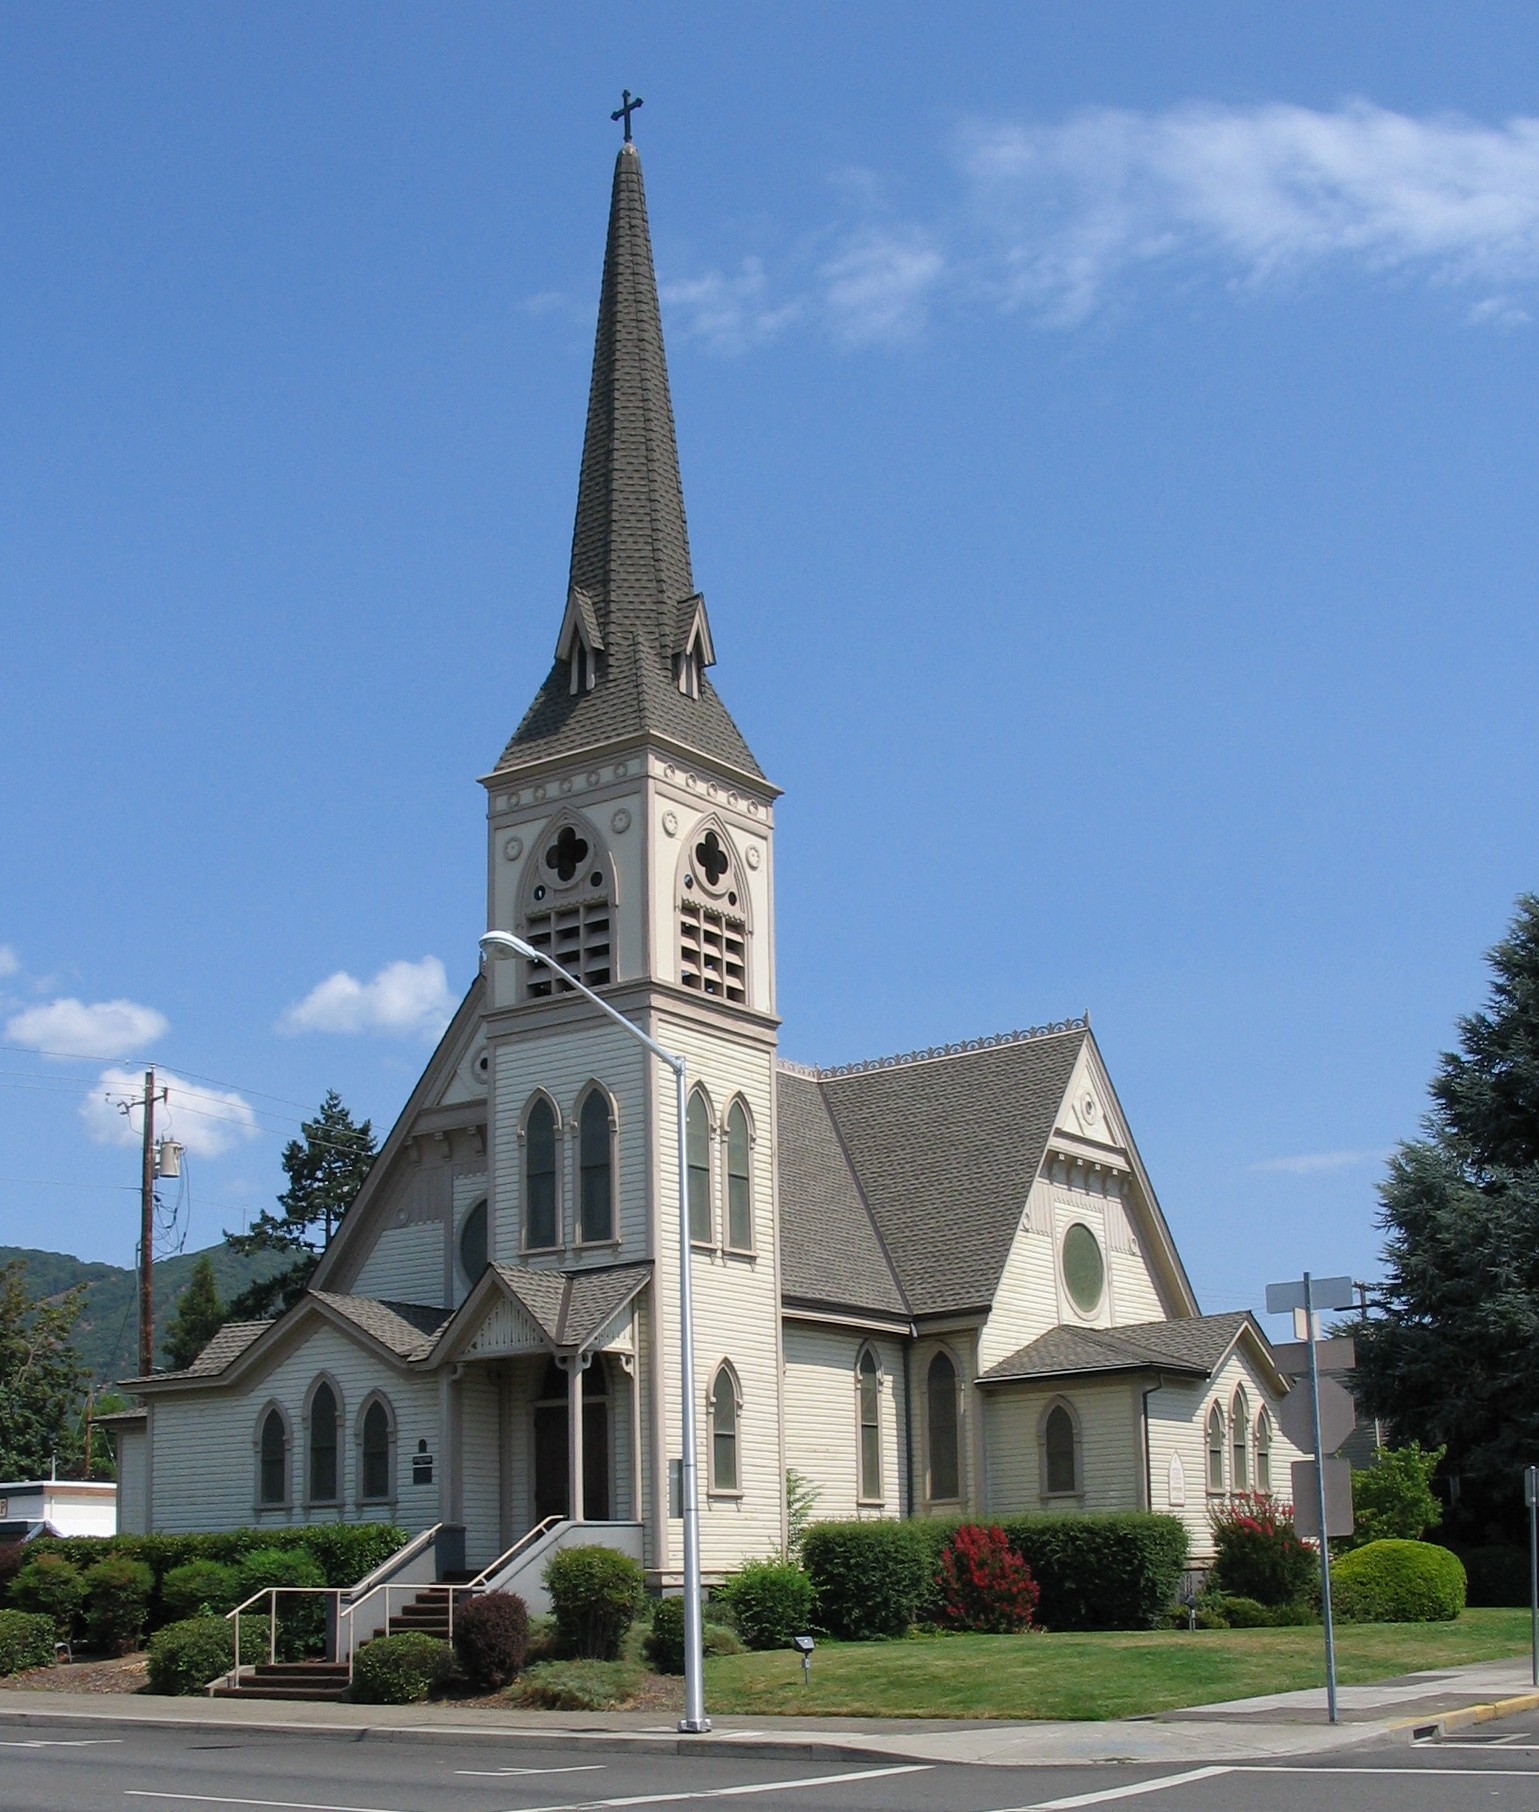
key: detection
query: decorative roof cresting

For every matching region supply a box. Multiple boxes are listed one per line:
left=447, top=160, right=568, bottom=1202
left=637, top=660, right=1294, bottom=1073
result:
left=778, top=1016, right=1091, bottom=1081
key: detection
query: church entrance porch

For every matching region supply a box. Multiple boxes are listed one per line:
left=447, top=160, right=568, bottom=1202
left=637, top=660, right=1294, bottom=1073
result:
left=533, top=1357, right=611, bottom=1523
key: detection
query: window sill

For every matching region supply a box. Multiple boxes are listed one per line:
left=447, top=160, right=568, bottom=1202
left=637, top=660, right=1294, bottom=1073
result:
left=856, top=1497, right=885, bottom=1510
left=724, top=1246, right=755, bottom=1260
left=522, top=1244, right=561, bottom=1258
left=1042, top=1488, right=1082, bottom=1503
left=575, top=1237, right=621, bottom=1252
left=706, top=1488, right=744, bottom=1501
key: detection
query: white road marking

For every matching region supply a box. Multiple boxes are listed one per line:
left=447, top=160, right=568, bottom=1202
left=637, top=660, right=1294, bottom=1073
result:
left=508, top=1763, right=932, bottom=1812
left=0, top=1737, right=123, bottom=1747
left=1240, top=1763, right=1539, bottom=1776
left=998, top=1766, right=1233, bottom=1811
left=126, top=1796, right=411, bottom=1812
left=456, top=1765, right=609, bottom=1778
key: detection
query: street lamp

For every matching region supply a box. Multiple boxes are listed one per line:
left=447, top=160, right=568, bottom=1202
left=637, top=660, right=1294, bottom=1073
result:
left=478, top=929, right=710, bottom=1733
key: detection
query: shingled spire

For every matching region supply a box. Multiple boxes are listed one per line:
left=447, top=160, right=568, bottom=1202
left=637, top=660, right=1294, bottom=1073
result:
left=496, top=143, right=765, bottom=784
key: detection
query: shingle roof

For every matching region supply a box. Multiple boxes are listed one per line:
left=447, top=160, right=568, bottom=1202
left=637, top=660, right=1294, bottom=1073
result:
left=489, top=1261, right=651, bottom=1351
left=776, top=1070, right=907, bottom=1319
left=309, top=1293, right=453, bottom=1360
left=810, top=1026, right=1089, bottom=1319
left=119, top=1319, right=269, bottom=1385
left=980, top=1311, right=1253, bottom=1385
left=496, top=144, right=764, bottom=784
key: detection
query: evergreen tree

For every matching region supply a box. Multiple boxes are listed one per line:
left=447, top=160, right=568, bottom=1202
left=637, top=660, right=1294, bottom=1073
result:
left=0, top=1259, right=88, bottom=1477
left=1355, top=895, right=1539, bottom=1521
left=225, top=1090, right=376, bottom=1320
left=162, top=1255, right=225, bottom=1370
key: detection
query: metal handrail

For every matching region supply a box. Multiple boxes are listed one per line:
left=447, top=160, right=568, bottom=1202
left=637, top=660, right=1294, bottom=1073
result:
left=465, top=1515, right=564, bottom=1589
left=224, top=1586, right=344, bottom=1690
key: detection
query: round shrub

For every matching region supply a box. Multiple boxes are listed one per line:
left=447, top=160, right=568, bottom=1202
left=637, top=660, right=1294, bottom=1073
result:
left=801, top=1520, right=934, bottom=1640
left=11, top=1555, right=86, bottom=1639
left=935, top=1525, right=1039, bottom=1634
left=1214, top=1594, right=1272, bottom=1628
left=0, top=1609, right=57, bottom=1675
left=1210, top=1497, right=1316, bottom=1608
left=83, top=1556, right=154, bottom=1653
left=718, top=1560, right=815, bottom=1650
left=1332, top=1540, right=1466, bottom=1624
left=350, top=1632, right=450, bottom=1704
left=452, top=1590, right=529, bottom=1689
left=161, top=1560, right=242, bottom=1622
left=647, top=1596, right=685, bottom=1674
left=544, top=1546, right=645, bottom=1661
left=146, top=1615, right=253, bottom=1695
left=0, top=1542, right=28, bottom=1606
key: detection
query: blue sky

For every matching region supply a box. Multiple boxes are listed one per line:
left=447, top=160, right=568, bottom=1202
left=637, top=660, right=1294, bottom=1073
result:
left=2, top=3, right=1536, bottom=1338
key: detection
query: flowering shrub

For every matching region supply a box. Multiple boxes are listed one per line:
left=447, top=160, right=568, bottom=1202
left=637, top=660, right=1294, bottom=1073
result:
left=934, top=1525, right=1039, bottom=1633
left=1210, top=1495, right=1316, bottom=1607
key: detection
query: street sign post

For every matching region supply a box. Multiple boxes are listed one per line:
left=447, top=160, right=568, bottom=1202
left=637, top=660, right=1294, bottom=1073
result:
left=1277, top=1374, right=1356, bottom=1457
left=1526, top=1465, right=1539, bottom=1688
left=1291, top=1459, right=1354, bottom=1540
left=1266, top=1271, right=1355, bottom=1725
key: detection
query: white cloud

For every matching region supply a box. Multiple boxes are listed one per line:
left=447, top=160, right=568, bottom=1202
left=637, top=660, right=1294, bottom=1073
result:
left=80, top=1067, right=258, bottom=1159
left=278, top=955, right=456, bottom=1041
left=661, top=100, right=1539, bottom=348
left=5, top=996, right=169, bottom=1059
left=1250, top=1148, right=1388, bottom=1176
left=0, top=945, right=18, bottom=978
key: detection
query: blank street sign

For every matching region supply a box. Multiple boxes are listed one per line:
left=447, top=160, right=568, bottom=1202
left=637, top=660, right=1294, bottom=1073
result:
left=1266, top=1276, right=1356, bottom=1316
left=1278, top=1373, right=1357, bottom=1456
left=1292, top=1457, right=1354, bottom=1539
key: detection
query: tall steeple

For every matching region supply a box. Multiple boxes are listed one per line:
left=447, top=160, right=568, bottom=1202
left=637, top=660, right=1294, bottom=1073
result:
left=495, top=141, right=765, bottom=785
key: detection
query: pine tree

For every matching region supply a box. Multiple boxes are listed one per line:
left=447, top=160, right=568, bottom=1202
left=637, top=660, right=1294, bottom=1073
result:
left=1355, top=894, right=1539, bottom=1524
left=224, top=1090, right=376, bottom=1320
left=0, top=1260, right=88, bottom=1477
left=162, top=1254, right=226, bottom=1371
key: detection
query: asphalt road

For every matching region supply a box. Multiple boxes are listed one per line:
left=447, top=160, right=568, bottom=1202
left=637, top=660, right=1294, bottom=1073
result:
left=6, top=1713, right=1539, bottom=1812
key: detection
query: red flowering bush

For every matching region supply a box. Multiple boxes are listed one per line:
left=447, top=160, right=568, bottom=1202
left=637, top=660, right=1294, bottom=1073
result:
left=934, top=1525, right=1039, bottom=1633
left=1210, top=1494, right=1316, bottom=1607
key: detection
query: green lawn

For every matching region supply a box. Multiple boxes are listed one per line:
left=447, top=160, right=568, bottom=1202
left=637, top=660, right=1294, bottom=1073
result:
left=702, top=1608, right=1532, bottom=1721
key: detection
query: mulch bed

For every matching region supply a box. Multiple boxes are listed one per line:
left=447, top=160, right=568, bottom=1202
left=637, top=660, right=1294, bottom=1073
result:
left=5, top=1653, right=149, bottom=1694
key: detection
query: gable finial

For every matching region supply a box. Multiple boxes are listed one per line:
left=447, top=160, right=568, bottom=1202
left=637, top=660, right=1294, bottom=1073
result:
left=611, top=89, right=643, bottom=143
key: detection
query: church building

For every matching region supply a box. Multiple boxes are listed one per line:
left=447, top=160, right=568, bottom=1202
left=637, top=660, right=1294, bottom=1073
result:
left=112, top=138, right=1302, bottom=1593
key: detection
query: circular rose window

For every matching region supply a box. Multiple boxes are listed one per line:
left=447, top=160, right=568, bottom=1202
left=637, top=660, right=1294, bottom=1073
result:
left=1062, top=1222, right=1105, bottom=1314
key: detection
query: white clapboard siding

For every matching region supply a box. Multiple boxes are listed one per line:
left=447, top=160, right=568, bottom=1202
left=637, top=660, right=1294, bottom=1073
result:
left=355, top=1223, right=446, bottom=1305
left=982, top=1378, right=1141, bottom=1516
left=115, top=1427, right=148, bottom=1534
left=782, top=1322, right=906, bottom=1523
left=460, top=1364, right=502, bottom=1568
left=148, top=1319, right=440, bottom=1536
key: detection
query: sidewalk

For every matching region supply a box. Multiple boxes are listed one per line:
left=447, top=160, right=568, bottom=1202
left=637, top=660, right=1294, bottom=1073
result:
left=2, top=1657, right=1536, bottom=1767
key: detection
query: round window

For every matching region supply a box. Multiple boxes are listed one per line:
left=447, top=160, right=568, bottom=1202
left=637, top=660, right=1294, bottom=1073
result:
left=459, top=1200, right=489, bottom=1281
left=1062, top=1222, right=1105, bottom=1314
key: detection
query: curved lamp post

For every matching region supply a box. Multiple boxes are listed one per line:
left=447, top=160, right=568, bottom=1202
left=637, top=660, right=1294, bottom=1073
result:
left=478, top=929, right=709, bottom=1733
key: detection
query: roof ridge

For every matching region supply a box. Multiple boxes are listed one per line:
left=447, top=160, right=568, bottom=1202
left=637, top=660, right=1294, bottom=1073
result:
left=779, top=1017, right=1090, bottom=1082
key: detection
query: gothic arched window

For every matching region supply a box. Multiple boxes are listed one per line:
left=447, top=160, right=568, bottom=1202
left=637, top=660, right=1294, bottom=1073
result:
left=926, top=1351, right=960, bottom=1503
left=359, top=1396, right=393, bottom=1503
left=1231, top=1387, right=1250, bottom=1491
left=257, top=1406, right=289, bottom=1507
left=725, top=1100, right=752, bottom=1251
left=1043, top=1401, right=1079, bottom=1496
left=1207, top=1403, right=1226, bottom=1494
left=857, top=1346, right=882, bottom=1502
left=579, top=1088, right=614, bottom=1244
left=307, top=1380, right=340, bottom=1505
left=687, top=1088, right=712, bottom=1245
left=524, top=1097, right=559, bottom=1251
left=710, top=1364, right=740, bottom=1493
left=1255, top=1407, right=1273, bottom=1494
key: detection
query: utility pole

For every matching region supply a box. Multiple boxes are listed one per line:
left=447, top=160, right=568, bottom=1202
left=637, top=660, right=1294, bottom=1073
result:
left=137, top=1067, right=166, bottom=1376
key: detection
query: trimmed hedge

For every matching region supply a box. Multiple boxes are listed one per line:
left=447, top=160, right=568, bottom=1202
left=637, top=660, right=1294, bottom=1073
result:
left=351, top=1632, right=450, bottom=1704
left=1332, top=1540, right=1466, bottom=1624
left=717, top=1560, right=815, bottom=1650
left=545, top=1546, right=645, bottom=1661
left=453, top=1591, right=529, bottom=1690
left=161, top=1560, right=242, bottom=1622
left=233, top=1548, right=328, bottom=1661
left=83, top=1556, right=155, bottom=1654
left=0, top=1609, right=56, bottom=1675
left=11, top=1555, right=86, bottom=1638
left=803, top=1514, right=1187, bottom=1638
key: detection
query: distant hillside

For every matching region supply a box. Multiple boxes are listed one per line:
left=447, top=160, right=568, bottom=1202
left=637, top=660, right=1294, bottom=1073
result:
left=1, top=1242, right=288, bottom=1385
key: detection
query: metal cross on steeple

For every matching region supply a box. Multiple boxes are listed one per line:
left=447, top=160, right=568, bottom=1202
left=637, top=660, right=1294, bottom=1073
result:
left=611, top=89, right=643, bottom=142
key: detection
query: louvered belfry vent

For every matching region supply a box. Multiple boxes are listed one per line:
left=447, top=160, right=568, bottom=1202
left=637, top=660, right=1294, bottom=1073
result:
left=525, top=899, right=613, bottom=997
left=679, top=899, right=746, bottom=1004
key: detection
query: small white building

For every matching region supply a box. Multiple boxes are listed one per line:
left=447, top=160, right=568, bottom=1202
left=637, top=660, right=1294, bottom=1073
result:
left=0, top=1479, right=117, bottom=1542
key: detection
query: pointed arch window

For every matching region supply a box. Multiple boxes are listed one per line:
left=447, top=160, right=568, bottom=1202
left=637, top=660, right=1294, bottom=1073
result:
left=1231, top=1387, right=1250, bottom=1491
left=308, top=1381, right=340, bottom=1504
left=1206, top=1403, right=1226, bottom=1495
left=1043, top=1401, right=1079, bottom=1496
left=1254, top=1407, right=1273, bottom=1494
left=725, top=1101, right=752, bottom=1251
left=687, top=1089, right=712, bottom=1245
left=926, top=1351, right=960, bottom=1503
left=258, top=1406, right=289, bottom=1507
left=579, top=1089, right=614, bottom=1244
left=710, top=1365, right=740, bottom=1493
left=524, top=1097, right=559, bottom=1251
left=857, top=1347, right=882, bottom=1502
left=359, top=1396, right=393, bottom=1503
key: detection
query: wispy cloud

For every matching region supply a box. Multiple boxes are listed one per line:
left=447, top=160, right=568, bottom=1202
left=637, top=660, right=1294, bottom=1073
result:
left=80, top=1066, right=258, bottom=1159
left=1250, top=1148, right=1388, bottom=1176
left=661, top=100, right=1539, bottom=349
left=0, top=945, right=18, bottom=979
left=6, top=996, right=169, bottom=1060
left=278, top=956, right=455, bottom=1041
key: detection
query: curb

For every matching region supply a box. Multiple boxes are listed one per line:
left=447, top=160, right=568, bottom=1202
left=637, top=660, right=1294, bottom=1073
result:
left=1396, top=1687, right=1539, bottom=1743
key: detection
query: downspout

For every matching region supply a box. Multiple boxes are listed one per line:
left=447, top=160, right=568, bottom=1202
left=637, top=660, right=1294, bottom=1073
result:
left=901, top=1337, right=915, bottom=1519
left=1141, top=1374, right=1167, bottom=1512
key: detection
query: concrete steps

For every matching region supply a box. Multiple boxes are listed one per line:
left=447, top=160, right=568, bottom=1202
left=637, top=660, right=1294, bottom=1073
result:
left=211, top=1587, right=467, bottom=1701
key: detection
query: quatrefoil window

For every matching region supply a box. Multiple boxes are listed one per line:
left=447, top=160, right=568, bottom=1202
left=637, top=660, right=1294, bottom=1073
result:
left=545, top=826, right=590, bottom=883
left=694, top=831, right=729, bottom=888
